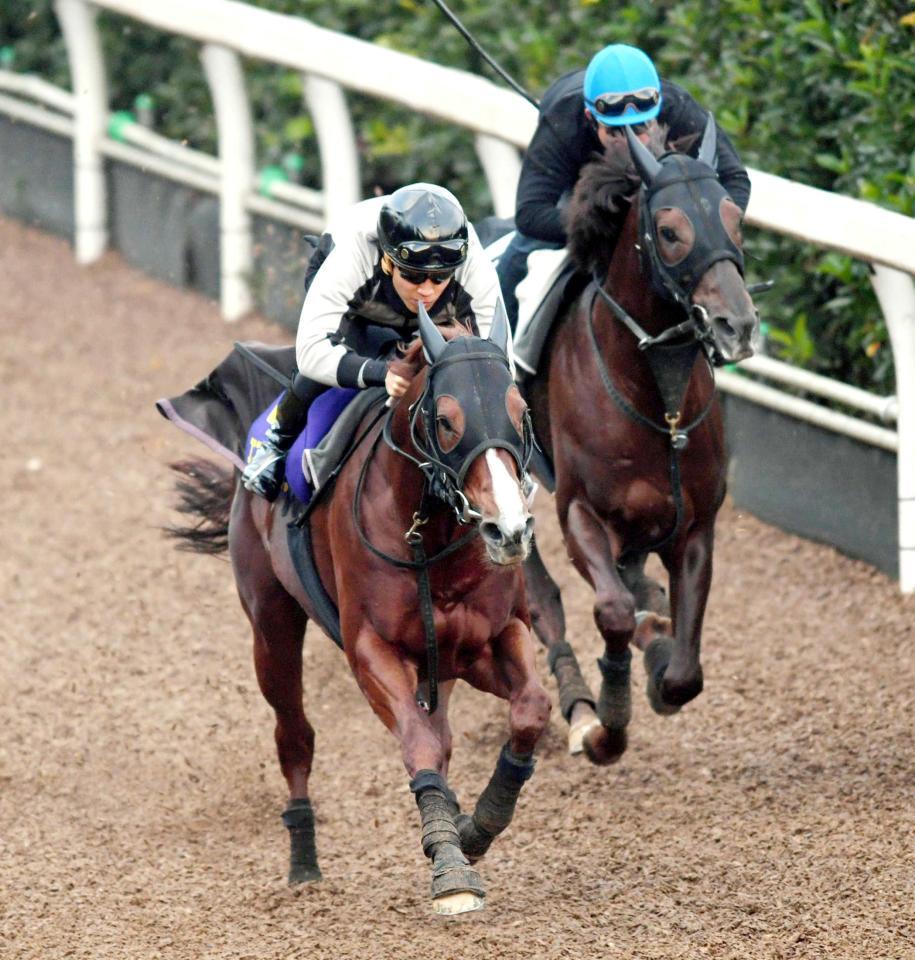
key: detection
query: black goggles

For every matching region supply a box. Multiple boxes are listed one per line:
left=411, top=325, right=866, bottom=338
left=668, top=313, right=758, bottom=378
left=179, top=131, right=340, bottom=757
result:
left=398, top=266, right=455, bottom=285
left=394, top=237, right=468, bottom=268
left=587, top=86, right=660, bottom=118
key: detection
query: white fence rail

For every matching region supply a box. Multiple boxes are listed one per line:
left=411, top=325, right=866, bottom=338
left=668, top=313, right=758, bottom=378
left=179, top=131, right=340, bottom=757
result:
left=2, top=0, right=914, bottom=591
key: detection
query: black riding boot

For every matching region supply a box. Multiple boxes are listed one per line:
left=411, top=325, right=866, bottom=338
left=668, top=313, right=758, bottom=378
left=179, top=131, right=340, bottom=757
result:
left=241, top=387, right=310, bottom=501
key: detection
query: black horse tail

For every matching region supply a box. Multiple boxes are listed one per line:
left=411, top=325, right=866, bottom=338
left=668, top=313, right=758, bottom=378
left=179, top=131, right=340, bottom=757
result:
left=165, top=458, right=236, bottom=555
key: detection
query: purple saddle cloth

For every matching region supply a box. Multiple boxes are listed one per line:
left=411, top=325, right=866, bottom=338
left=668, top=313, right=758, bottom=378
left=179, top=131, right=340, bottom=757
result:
left=245, top=387, right=358, bottom=504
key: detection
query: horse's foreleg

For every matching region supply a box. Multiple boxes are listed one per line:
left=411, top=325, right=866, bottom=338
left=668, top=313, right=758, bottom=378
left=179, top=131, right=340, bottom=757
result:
left=347, top=626, right=483, bottom=915
left=649, top=523, right=714, bottom=713
left=458, top=619, right=551, bottom=861
left=523, top=537, right=597, bottom=753
left=563, top=499, right=636, bottom=766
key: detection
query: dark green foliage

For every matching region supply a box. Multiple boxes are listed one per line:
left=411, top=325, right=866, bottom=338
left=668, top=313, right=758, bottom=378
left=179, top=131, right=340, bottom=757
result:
left=3, top=0, right=912, bottom=393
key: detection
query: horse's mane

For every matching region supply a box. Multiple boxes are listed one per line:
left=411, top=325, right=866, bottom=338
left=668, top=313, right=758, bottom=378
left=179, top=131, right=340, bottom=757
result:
left=564, top=122, right=670, bottom=274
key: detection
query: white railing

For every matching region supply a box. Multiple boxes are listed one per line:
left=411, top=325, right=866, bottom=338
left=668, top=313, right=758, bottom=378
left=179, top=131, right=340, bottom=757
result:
left=1, top=0, right=913, bottom=591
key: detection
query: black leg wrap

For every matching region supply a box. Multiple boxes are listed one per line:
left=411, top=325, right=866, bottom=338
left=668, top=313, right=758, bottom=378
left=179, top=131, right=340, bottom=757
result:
left=409, top=769, right=449, bottom=796
left=547, top=641, right=597, bottom=722
left=643, top=637, right=682, bottom=715
left=596, top=650, right=632, bottom=730
left=411, top=771, right=484, bottom=901
left=456, top=743, right=535, bottom=861
left=281, top=798, right=321, bottom=884
left=409, top=770, right=461, bottom=817
left=643, top=637, right=671, bottom=689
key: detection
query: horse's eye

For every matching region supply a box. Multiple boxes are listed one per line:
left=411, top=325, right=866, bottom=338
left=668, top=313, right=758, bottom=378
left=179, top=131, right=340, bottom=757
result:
left=436, top=416, right=455, bottom=434
left=660, top=226, right=678, bottom=243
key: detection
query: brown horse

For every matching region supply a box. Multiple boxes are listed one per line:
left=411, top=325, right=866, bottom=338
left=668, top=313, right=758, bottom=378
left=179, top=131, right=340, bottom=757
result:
left=522, top=119, right=758, bottom=764
left=167, top=306, right=551, bottom=915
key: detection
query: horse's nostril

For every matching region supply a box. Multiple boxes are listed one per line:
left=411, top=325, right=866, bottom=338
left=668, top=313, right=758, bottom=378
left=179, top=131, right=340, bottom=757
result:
left=715, top=318, right=737, bottom=339
left=480, top=521, right=504, bottom=545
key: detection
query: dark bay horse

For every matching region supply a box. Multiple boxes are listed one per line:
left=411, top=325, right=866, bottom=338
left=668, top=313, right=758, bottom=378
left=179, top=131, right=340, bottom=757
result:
left=168, top=306, right=551, bottom=915
left=523, top=118, right=758, bottom=764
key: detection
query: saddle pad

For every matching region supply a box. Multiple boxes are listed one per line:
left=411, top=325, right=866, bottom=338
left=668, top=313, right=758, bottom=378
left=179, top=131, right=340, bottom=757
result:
left=156, top=342, right=296, bottom=470
left=514, top=252, right=581, bottom=376
left=244, top=386, right=360, bottom=504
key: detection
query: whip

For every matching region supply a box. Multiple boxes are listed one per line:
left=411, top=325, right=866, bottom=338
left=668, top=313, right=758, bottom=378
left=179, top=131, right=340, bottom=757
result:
left=427, top=0, right=541, bottom=111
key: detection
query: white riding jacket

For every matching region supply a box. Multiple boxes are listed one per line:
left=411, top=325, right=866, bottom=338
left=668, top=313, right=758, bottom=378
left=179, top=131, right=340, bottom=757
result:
left=295, top=195, right=509, bottom=386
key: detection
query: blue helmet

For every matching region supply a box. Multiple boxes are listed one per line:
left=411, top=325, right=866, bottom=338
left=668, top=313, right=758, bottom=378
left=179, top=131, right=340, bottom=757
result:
left=583, top=44, right=662, bottom=128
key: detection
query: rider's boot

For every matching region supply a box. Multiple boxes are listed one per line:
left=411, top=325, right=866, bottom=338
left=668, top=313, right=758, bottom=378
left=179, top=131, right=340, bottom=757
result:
left=242, top=388, right=309, bottom=501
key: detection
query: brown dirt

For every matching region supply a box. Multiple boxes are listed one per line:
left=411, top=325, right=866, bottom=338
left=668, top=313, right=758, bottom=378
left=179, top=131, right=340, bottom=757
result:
left=1, top=216, right=913, bottom=960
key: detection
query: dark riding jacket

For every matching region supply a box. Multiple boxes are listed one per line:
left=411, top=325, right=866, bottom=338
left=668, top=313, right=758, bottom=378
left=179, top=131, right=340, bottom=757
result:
left=515, top=70, right=752, bottom=245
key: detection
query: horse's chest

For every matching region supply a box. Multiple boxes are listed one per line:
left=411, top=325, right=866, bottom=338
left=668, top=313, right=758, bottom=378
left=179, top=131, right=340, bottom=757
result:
left=379, top=589, right=508, bottom=664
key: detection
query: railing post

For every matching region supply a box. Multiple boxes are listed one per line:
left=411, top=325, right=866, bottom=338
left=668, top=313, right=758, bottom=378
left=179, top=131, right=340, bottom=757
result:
left=474, top=134, right=521, bottom=219
left=200, top=43, right=254, bottom=320
left=54, top=0, right=108, bottom=263
left=303, top=74, right=359, bottom=224
left=871, top=265, right=915, bottom=592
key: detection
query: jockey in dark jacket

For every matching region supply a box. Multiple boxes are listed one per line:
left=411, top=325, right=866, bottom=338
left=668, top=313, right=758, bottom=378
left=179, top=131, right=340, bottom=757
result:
left=242, top=183, right=506, bottom=501
left=497, top=43, right=751, bottom=331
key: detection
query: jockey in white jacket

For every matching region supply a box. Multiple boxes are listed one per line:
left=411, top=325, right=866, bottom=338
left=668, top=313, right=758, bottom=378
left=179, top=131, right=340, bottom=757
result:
left=242, top=182, right=507, bottom=501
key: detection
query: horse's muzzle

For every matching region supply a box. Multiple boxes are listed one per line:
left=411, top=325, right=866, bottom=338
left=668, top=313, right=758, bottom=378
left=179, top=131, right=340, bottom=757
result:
left=708, top=309, right=758, bottom=364
left=480, top=514, right=534, bottom=565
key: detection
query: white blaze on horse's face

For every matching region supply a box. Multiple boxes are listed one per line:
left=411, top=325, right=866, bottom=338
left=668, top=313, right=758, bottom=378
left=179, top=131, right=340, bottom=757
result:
left=464, top=449, right=533, bottom=565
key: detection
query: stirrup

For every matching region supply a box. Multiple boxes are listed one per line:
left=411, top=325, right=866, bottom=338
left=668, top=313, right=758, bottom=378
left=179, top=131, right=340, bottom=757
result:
left=242, top=446, right=286, bottom=500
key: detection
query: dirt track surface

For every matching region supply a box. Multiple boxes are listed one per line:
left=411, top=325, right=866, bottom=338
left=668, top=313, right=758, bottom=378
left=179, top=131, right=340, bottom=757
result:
left=1, top=217, right=913, bottom=959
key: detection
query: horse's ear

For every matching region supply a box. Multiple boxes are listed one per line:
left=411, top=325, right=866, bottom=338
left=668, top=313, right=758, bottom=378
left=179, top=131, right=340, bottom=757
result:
left=417, top=302, right=447, bottom=363
left=625, top=125, right=662, bottom=184
left=487, top=298, right=510, bottom=355
left=697, top=112, right=718, bottom=169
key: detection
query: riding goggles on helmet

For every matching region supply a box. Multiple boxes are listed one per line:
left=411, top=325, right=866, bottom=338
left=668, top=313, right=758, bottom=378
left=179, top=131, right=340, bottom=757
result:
left=392, top=238, right=468, bottom=268
left=398, top=266, right=455, bottom=285
left=587, top=86, right=660, bottom=118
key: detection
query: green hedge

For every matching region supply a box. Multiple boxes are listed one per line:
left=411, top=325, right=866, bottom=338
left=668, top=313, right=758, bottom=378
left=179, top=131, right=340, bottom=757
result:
left=2, top=0, right=913, bottom=394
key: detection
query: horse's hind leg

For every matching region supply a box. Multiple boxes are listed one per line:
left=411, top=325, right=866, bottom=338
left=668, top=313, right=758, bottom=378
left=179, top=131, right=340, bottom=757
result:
left=248, top=597, right=319, bottom=883
left=523, top=536, right=598, bottom=754
left=230, top=498, right=319, bottom=884
left=562, top=498, right=637, bottom=767
left=618, top=552, right=670, bottom=618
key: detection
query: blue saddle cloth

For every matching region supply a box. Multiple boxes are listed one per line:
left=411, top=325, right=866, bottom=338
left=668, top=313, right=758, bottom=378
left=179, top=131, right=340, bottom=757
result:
left=245, top=387, right=358, bottom=504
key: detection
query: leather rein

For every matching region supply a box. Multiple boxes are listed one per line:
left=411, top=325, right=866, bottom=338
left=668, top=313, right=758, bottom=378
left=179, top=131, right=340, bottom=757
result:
left=585, top=279, right=717, bottom=557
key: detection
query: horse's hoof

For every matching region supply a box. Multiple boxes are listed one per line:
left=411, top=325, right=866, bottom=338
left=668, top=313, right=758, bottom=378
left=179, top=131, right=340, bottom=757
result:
left=433, top=891, right=485, bottom=916
left=568, top=717, right=601, bottom=755
left=632, top=613, right=672, bottom=652
left=431, top=862, right=485, bottom=903
left=643, top=636, right=682, bottom=716
left=646, top=681, right=682, bottom=716
left=582, top=723, right=628, bottom=766
left=288, top=864, right=322, bottom=885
